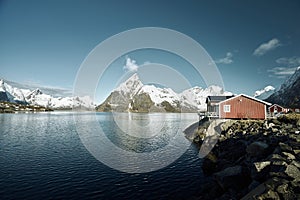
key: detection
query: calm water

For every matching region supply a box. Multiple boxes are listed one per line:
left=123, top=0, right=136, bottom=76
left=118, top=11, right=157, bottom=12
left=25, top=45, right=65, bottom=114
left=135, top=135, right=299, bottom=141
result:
left=0, top=112, right=205, bottom=200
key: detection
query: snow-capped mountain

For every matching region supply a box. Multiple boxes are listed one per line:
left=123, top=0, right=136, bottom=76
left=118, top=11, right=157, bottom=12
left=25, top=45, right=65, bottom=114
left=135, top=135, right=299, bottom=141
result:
left=254, top=85, right=275, bottom=100
left=96, top=73, right=232, bottom=113
left=267, top=67, right=300, bottom=108
left=180, top=85, right=232, bottom=111
left=114, top=73, right=143, bottom=98
left=0, top=79, right=96, bottom=110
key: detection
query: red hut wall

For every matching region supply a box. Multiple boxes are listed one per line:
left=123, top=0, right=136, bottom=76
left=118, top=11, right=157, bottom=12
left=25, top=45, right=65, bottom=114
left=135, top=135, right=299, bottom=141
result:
left=219, top=96, right=266, bottom=119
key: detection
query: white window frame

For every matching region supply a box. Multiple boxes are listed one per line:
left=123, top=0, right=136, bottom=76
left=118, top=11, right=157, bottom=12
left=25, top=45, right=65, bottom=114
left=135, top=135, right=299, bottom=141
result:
left=224, top=105, right=231, bottom=113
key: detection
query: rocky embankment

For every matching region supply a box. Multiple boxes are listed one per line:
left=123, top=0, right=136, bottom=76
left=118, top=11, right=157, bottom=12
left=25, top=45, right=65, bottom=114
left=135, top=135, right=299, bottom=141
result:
left=193, top=114, right=300, bottom=199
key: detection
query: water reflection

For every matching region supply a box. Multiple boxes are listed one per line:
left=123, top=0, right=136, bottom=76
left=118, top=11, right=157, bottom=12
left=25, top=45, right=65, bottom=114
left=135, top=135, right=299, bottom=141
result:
left=74, top=112, right=198, bottom=173
left=101, top=113, right=180, bottom=153
left=112, top=112, right=168, bottom=138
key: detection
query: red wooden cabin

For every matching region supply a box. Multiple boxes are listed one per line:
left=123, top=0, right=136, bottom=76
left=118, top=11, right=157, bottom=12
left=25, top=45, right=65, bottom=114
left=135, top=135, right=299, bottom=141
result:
left=218, top=94, right=271, bottom=119
left=269, top=104, right=288, bottom=116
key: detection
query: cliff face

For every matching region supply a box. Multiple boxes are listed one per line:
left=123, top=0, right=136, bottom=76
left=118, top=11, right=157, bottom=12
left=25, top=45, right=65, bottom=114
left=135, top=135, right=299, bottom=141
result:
left=267, top=68, right=300, bottom=108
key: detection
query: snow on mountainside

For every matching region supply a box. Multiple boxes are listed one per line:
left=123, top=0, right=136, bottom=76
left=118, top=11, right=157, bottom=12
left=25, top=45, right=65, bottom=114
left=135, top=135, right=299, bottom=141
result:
left=0, top=79, right=95, bottom=109
left=140, top=85, right=181, bottom=106
left=266, top=67, right=300, bottom=108
left=254, top=85, right=275, bottom=100
left=96, top=73, right=232, bottom=112
left=180, top=86, right=233, bottom=111
left=114, top=73, right=143, bottom=97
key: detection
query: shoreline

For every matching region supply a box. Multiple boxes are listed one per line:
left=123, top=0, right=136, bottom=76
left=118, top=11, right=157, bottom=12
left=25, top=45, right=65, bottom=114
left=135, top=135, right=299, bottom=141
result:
left=187, top=114, right=300, bottom=199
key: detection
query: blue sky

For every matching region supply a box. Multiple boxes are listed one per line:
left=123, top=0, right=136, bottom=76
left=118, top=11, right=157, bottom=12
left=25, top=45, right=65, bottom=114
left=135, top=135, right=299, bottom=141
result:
left=1, top=0, right=300, bottom=103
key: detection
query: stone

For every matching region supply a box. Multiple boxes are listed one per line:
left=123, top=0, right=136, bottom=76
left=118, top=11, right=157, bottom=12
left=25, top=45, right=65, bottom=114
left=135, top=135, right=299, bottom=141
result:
left=221, top=120, right=235, bottom=132
left=291, top=160, right=300, bottom=168
left=272, top=128, right=279, bottom=133
left=218, top=140, right=246, bottom=162
left=276, top=183, right=296, bottom=200
left=290, top=134, right=300, bottom=144
left=251, top=161, right=272, bottom=181
left=198, top=178, right=223, bottom=200
left=279, top=142, right=293, bottom=153
left=297, top=119, right=300, bottom=127
left=268, top=153, right=286, bottom=161
left=202, top=152, right=217, bottom=175
left=285, top=124, right=294, bottom=129
left=285, top=164, right=300, bottom=181
left=269, top=119, right=280, bottom=125
left=254, top=161, right=271, bottom=172
left=214, top=165, right=250, bottom=191
left=282, top=152, right=296, bottom=160
left=276, top=183, right=288, bottom=194
left=272, top=147, right=281, bottom=154
left=294, top=149, right=300, bottom=155
left=290, top=180, right=300, bottom=196
left=246, top=141, right=269, bottom=157
left=256, top=189, right=280, bottom=199
left=264, top=177, right=287, bottom=190
left=241, top=183, right=266, bottom=200
left=247, top=180, right=260, bottom=191
left=269, top=172, right=289, bottom=179
left=268, top=122, right=275, bottom=128
left=272, top=160, right=288, bottom=167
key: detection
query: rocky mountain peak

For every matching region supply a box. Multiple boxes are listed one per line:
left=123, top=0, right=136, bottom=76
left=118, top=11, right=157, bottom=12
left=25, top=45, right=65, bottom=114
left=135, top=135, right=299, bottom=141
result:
left=266, top=68, right=300, bottom=108
left=26, top=88, right=43, bottom=99
left=114, top=73, right=143, bottom=97
left=0, top=80, right=95, bottom=110
left=34, top=88, right=43, bottom=95
left=0, top=79, right=6, bottom=92
left=97, top=75, right=232, bottom=113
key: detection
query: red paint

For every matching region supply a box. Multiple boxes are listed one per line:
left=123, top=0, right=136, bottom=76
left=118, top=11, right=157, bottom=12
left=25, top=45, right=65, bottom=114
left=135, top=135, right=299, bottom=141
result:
left=269, top=104, right=287, bottom=114
left=219, top=95, right=267, bottom=119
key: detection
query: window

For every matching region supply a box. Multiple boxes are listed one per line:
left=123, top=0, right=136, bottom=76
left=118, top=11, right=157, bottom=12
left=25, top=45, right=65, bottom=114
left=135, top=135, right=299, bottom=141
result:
left=224, top=105, right=231, bottom=113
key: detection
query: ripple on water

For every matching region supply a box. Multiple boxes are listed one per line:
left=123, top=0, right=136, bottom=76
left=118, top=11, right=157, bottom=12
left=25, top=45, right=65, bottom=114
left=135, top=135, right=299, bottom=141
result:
left=0, top=112, right=204, bottom=200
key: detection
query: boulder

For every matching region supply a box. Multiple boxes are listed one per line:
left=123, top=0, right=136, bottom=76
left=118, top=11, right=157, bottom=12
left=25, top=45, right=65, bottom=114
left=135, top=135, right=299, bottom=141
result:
left=218, top=139, right=246, bottom=162
left=202, top=152, right=217, bottom=175
left=221, top=120, right=235, bottom=132
left=247, top=180, right=261, bottom=191
left=294, top=149, right=300, bottom=155
left=214, top=165, right=250, bottom=191
left=276, top=183, right=296, bottom=200
left=282, top=152, right=296, bottom=160
left=246, top=141, right=269, bottom=157
left=242, top=183, right=266, bottom=200
left=271, top=128, right=279, bottom=133
left=197, top=178, right=223, bottom=200
left=251, top=161, right=271, bottom=181
left=256, top=189, right=280, bottom=199
left=291, top=160, right=300, bottom=168
left=268, top=153, right=286, bottom=162
left=253, top=161, right=271, bottom=173
left=285, top=164, right=300, bottom=182
left=266, top=122, right=275, bottom=129
left=272, top=160, right=288, bottom=167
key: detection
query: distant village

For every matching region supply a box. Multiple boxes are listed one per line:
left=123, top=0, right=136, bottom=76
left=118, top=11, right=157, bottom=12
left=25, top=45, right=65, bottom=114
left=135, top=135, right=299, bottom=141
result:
left=0, top=101, right=53, bottom=113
